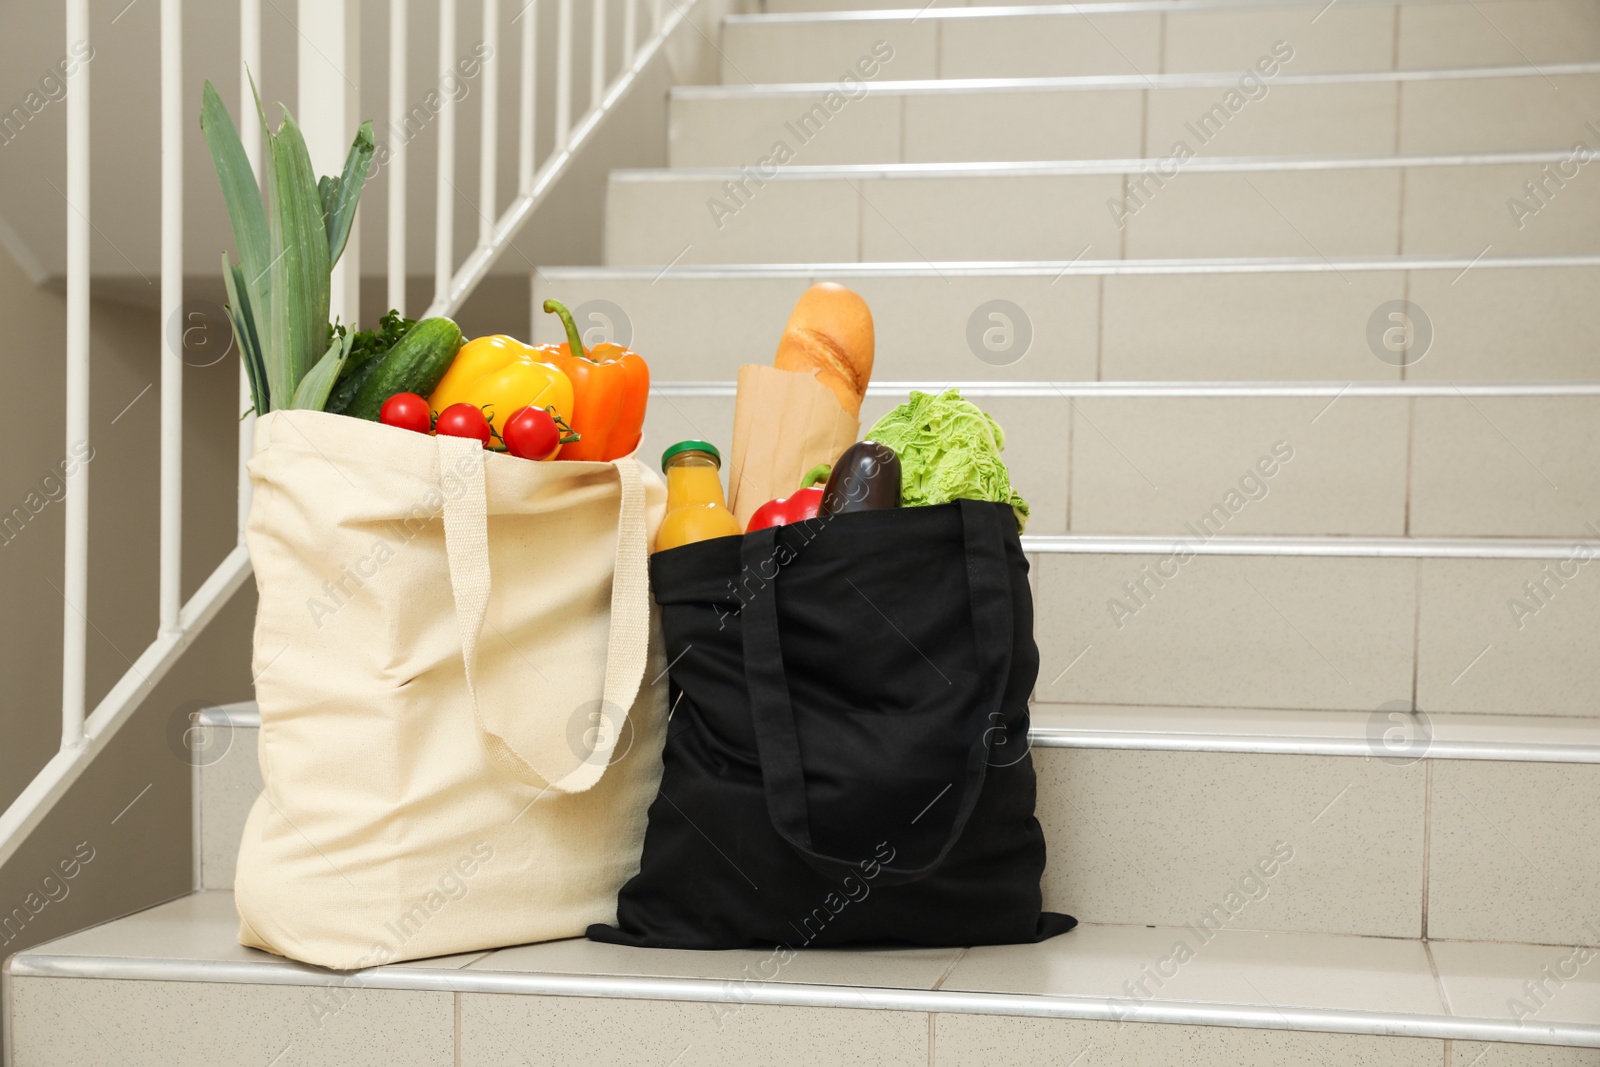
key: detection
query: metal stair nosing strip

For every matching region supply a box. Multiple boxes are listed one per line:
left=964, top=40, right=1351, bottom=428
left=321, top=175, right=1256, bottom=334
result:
left=541, top=253, right=1600, bottom=277
left=651, top=381, right=1600, bottom=398
left=195, top=701, right=1600, bottom=763
left=1025, top=725, right=1600, bottom=763
left=724, top=0, right=1563, bottom=24
left=8, top=948, right=1600, bottom=1049
left=615, top=149, right=1590, bottom=181
left=1017, top=534, right=1600, bottom=558
left=671, top=62, right=1600, bottom=98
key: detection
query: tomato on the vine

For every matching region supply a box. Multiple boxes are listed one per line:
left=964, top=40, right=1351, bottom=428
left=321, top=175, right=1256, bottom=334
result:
left=501, top=405, right=563, bottom=461
left=379, top=392, right=432, bottom=434
left=434, top=403, right=492, bottom=446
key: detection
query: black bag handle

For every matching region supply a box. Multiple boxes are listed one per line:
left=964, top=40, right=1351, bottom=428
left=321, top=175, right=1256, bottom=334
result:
left=740, top=500, right=1017, bottom=888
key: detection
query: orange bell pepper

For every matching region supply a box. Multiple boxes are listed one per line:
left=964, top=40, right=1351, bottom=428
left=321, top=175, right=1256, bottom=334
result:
left=541, top=300, right=650, bottom=463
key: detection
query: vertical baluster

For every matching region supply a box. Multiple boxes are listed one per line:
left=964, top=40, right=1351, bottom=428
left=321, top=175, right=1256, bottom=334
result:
left=160, top=0, right=184, bottom=635
left=299, top=0, right=362, bottom=329
left=623, top=0, right=636, bottom=69
left=517, top=0, right=536, bottom=193
left=62, top=0, right=90, bottom=748
left=435, top=0, right=457, bottom=303
left=555, top=0, right=572, bottom=151
left=590, top=0, right=605, bottom=110
left=388, top=0, right=409, bottom=315
left=238, top=0, right=260, bottom=538
left=478, top=0, right=499, bottom=245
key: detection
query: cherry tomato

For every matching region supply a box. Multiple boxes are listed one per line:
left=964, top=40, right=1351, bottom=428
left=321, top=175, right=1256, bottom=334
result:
left=379, top=392, right=432, bottom=434
left=434, top=403, right=492, bottom=446
left=501, top=405, right=562, bottom=461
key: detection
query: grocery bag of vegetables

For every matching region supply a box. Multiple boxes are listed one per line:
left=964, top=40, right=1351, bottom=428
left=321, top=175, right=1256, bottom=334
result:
left=204, top=84, right=668, bottom=969
left=238, top=413, right=668, bottom=969
left=589, top=414, right=1073, bottom=947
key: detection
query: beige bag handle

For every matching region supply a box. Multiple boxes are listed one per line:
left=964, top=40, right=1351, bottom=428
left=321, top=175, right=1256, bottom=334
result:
left=438, top=435, right=652, bottom=795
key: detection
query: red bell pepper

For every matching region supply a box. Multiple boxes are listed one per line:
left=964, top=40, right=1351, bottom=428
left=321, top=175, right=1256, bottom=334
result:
left=746, top=465, right=833, bottom=532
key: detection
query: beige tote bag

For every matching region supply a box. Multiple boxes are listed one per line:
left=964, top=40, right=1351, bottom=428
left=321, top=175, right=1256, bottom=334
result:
left=234, top=410, right=668, bottom=970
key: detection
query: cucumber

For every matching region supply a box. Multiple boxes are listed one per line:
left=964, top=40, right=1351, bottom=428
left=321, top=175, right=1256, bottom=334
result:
left=343, top=317, right=464, bottom=421
left=324, top=354, right=383, bottom=415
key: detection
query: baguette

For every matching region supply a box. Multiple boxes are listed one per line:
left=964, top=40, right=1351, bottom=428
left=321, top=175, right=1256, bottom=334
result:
left=772, top=282, right=875, bottom=416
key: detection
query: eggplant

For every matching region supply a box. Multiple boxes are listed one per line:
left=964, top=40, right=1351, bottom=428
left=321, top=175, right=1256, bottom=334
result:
left=820, top=440, right=901, bottom=516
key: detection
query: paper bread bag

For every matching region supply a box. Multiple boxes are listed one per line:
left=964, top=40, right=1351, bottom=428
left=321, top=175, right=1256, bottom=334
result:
left=726, top=364, right=859, bottom=528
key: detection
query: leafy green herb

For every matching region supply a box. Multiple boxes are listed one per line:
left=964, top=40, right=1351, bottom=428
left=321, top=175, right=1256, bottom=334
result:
left=331, top=309, right=416, bottom=381
left=323, top=311, right=416, bottom=415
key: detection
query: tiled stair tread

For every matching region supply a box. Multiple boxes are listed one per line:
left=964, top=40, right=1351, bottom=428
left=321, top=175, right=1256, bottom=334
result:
left=10, top=892, right=1599, bottom=1048
left=5, top=892, right=487, bottom=973
left=537, top=257, right=1600, bottom=384
left=201, top=702, right=1600, bottom=761
left=614, top=149, right=1584, bottom=179
left=673, top=61, right=1600, bottom=96
left=670, top=64, right=1600, bottom=165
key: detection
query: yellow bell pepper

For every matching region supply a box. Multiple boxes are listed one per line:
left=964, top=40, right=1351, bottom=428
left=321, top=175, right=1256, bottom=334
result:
left=427, top=334, right=574, bottom=436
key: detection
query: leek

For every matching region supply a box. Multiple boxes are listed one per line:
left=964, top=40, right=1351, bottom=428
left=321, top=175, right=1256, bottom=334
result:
left=201, top=77, right=374, bottom=415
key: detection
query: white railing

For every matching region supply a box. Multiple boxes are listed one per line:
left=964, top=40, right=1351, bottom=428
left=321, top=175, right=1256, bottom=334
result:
left=0, top=0, right=692, bottom=870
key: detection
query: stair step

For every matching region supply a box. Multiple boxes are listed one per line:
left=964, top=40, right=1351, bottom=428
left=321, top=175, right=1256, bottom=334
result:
left=630, top=383, right=1600, bottom=537
left=1033, top=741, right=1598, bottom=943
left=1029, top=546, right=1600, bottom=723
left=194, top=702, right=262, bottom=893
left=718, top=0, right=1600, bottom=84
left=193, top=662, right=1600, bottom=944
left=603, top=154, right=1600, bottom=265
left=6, top=891, right=1598, bottom=1065
left=671, top=65, right=1600, bottom=166
left=534, top=258, right=1600, bottom=381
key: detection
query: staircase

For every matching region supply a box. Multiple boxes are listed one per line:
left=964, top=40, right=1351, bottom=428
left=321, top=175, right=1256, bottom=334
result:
left=7, top=0, right=1600, bottom=1062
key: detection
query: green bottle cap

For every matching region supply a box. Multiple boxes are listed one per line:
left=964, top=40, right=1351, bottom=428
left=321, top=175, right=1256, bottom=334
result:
left=661, top=440, right=722, bottom=471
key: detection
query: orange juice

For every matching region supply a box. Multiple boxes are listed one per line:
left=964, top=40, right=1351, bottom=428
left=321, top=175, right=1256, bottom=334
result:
left=654, top=441, right=744, bottom=552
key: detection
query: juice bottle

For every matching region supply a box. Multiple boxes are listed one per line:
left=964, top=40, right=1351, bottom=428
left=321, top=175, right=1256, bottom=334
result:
left=654, top=441, right=744, bottom=552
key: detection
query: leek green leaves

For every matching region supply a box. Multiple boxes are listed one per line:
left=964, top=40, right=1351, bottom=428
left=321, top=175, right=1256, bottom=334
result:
left=201, top=78, right=374, bottom=416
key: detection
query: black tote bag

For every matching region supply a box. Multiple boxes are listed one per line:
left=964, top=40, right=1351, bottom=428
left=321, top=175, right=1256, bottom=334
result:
left=588, top=499, right=1075, bottom=949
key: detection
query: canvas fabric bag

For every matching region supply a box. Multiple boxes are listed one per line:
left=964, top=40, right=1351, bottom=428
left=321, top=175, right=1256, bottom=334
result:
left=590, top=501, right=1074, bottom=950
left=234, top=410, right=668, bottom=970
